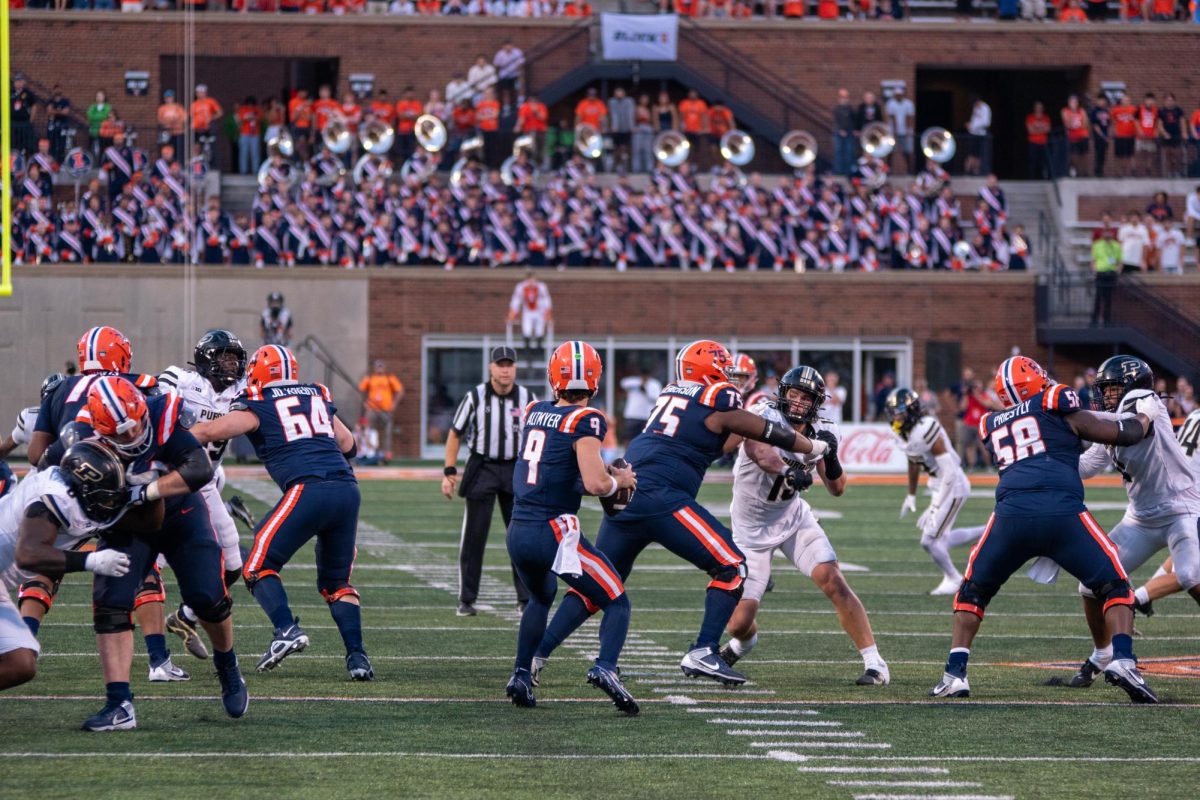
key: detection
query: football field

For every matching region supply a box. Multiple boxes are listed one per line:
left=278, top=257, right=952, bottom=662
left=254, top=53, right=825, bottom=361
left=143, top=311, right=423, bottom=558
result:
left=3, top=475, right=1198, bottom=799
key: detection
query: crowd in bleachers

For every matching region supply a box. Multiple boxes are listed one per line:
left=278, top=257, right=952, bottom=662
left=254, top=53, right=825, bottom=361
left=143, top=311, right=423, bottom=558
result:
left=661, top=0, right=1199, bottom=21
left=8, top=0, right=592, bottom=14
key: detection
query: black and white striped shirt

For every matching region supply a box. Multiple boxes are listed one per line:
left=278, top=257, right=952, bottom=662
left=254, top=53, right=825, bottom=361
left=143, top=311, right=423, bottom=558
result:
left=451, top=382, right=536, bottom=462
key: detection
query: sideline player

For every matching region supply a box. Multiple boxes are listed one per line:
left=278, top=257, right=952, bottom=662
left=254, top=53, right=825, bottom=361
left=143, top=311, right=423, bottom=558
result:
left=722, top=366, right=890, bottom=685
left=0, top=373, right=65, bottom=460
left=929, top=356, right=1157, bottom=703
left=0, top=442, right=132, bottom=691
left=23, top=327, right=187, bottom=683
left=505, top=341, right=639, bottom=713
left=531, top=340, right=830, bottom=686
left=1061, top=356, right=1200, bottom=688
left=158, top=329, right=254, bottom=660
left=81, top=376, right=248, bottom=730
left=886, top=387, right=982, bottom=595
left=191, top=345, right=372, bottom=680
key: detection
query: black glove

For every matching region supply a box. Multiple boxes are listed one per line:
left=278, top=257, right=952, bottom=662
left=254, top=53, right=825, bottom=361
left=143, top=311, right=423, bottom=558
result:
left=782, top=465, right=813, bottom=493
left=814, top=429, right=839, bottom=461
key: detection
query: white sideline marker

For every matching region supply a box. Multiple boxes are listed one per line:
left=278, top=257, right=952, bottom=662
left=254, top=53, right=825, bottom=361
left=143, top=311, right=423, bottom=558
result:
left=829, top=782, right=983, bottom=789
left=706, top=718, right=841, bottom=726
left=728, top=730, right=865, bottom=739
left=686, top=708, right=819, bottom=715
left=748, top=741, right=892, bottom=749
left=797, top=768, right=950, bottom=775
left=766, top=751, right=807, bottom=762
left=662, top=695, right=698, bottom=705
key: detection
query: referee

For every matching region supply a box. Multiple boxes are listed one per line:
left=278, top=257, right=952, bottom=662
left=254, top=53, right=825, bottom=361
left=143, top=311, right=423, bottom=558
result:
left=441, top=346, right=534, bottom=616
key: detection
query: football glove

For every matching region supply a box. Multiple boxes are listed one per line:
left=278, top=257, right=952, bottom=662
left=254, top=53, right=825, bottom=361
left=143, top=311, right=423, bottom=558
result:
left=814, top=429, right=838, bottom=460
left=900, top=494, right=918, bottom=518
left=782, top=465, right=813, bottom=493
left=127, top=484, right=150, bottom=507
left=85, top=550, right=131, bottom=577
left=1133, top=394, right=1159, bottom=420
left=918, top=506, right=940, bottom=534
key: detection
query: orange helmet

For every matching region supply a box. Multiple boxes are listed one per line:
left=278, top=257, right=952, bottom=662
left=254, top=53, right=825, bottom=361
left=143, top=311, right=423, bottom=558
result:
left=729, top=353, right=758, bottom=390
left=675, top=339, right=733, bottom=386
left=246, top=344, right=299, bottom=391
left=995, top=356, right=1050, bottom=407
left=548, top=340, right=602, bottom=396
left=77, top=326, right=132, bottom=374
left=86, top=376, right=151, bottom=458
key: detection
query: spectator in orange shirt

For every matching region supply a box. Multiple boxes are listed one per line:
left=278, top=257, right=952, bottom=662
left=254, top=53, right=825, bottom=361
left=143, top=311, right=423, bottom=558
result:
left=312, top=84, right=340, bottom=138
left=288, top=88, right=313, bottom=160
left=1135, top=92, right=1164, bottom=178
left=574, top=87, right=607, bottom=132
left=415, top=0, right=440, bottom=12
left=817, top=0, right=839, bottom=18
left=190, top=84, right=223, bottom=160
left=1058, top=0, right=1088, bottom=19
left=678, top=89, right=709, bottom=158
left=359, top=359, right=405, bottom=463
left=236, top=96, right=262, bottom=176
left=782, top=0, right=806, bottom=15
left=1111, top=92, right=1138, bottom=178
left=562, top=0, right=592, bottom=15
left=1061, top=93, right=1090, bottom=177
left=369, top=89, right=396, bottom=128
left=708, top=101, right=734, bottom=163
left=516, top=94, right=549, bottom=168
left=341, top=91, right=362, bottom=133
left=1026, top=101, right=1052, bottom=180
left=476, top=88, right=502, bottom=167
left=1148, top=0, right=1177, bottom=19
left=673, top=0, right=701, bottom=15
left=157, top=89, right=187, bottom=159
left=451, top=99, right=476, bottom=157
left=394, top=86, right=423, bottom=161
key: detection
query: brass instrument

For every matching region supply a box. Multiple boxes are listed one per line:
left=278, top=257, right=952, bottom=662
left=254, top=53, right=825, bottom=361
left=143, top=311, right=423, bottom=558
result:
left=920, top=127, right=956, bottom=164
left=653, top=130, right=690, bottom=168
left=779, top=130, right=818, bottom=169
left=861, top=121, right=895, bottom=159
left=575, top=124, right=603, bottom=160
left=321, top=113, right=353, bottom=155
left=719, top=129, right=755, bottom=167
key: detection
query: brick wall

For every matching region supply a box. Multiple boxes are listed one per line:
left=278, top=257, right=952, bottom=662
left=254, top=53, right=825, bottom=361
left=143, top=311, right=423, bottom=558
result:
left=1078, top=194, right=1188, bottom=223
left=367, top=270, right=1053, bottom=455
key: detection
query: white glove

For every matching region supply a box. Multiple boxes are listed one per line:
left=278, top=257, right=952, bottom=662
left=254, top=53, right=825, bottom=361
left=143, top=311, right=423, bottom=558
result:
left=917, top=507, right=935, bottom=532
left=1133, top=394, right=1159, bottom=420
left=85, top=550, right=131, bottom=577
left=807, top=438, right=829, bottom=459
left=900, top=494, right=917, bottom=518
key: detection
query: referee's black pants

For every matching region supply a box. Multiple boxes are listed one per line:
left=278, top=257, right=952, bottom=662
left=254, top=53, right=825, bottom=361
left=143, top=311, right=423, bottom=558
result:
left=459, top=455, right=529, bottom=606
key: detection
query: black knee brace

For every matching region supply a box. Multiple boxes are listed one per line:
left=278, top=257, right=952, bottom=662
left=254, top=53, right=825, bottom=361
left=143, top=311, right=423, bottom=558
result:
left=224, top=569, right=242, bottom=591
left=18, top=577, right=60, bottom=611
left=94, top=606, right=134, bottom=634
left=320, top=584, right=360, bottom=604
left=953, top=578, right=996, bottom=619
left=243, top=567, right=277, bottom=594
left=1090, top=579, right=1133, bottom=610
left=707, top=562, right=747, bottom=601
left=192, top=594, right=233, bottom=624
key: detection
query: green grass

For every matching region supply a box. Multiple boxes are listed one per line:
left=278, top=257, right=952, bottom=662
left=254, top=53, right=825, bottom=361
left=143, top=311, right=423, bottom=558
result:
left=3, top=477, right=1198, bottom=799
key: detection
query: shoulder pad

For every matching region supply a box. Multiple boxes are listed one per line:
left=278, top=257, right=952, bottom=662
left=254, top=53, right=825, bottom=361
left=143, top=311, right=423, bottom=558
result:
left=560, top=407, right=606, bottom=437
left=315, top=383, right=333, bottom=403
left=1118, top=389, right=1156, bottom=415
left=157, top=366, right=189, bottom=390
left=915, top=416, right=943, bottom=446
left=230, top=399, right=251, bottom=413
left=130, top=373, right=159, bottom=393
left=699, top=381, right=742, bottom=410
left=1042, top=384, right=1083, bottom=415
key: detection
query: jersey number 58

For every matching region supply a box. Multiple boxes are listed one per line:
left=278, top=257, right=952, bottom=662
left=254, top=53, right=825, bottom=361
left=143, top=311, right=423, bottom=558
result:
left=988, top=417, right=1046, bottom=469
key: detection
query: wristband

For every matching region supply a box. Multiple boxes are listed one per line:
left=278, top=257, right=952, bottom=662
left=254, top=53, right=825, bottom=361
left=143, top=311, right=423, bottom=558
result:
left=63, top=550, right=89, bottom=573
left=601, top=474, right=619, bottom=498
left=343, top=441, right=358, bottom=461
left=145, top=480, right=162, bottom=503
left=823, top=456, right=844, bottom=481
left=444, top=466, right=458, bottom=477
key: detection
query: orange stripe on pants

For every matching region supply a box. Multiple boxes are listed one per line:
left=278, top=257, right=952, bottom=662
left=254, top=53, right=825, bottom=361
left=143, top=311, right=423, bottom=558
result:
left=246, top=485, right=304, bottom=573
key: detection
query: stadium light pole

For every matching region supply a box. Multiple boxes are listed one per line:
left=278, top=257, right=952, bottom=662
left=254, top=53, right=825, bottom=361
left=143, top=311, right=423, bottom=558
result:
left=1, top=1, right=12, bottom=297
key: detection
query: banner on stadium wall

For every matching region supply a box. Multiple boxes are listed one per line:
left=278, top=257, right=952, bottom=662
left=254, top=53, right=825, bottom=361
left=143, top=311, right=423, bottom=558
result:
left=836, top=424, right=909, bottom=474
left=600, top=13, right=679, bottom=62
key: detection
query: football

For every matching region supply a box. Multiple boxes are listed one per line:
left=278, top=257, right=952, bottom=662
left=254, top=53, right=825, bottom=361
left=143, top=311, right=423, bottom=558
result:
left=599, top=458, right=635, bottom=517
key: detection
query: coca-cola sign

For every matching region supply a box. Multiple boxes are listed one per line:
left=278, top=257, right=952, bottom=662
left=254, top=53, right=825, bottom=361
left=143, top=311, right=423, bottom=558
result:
left=838, top=424, right=908, bottom=473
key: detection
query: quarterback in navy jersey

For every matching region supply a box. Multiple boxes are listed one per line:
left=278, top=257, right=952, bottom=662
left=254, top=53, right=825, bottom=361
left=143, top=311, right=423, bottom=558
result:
left=191, top=345, right=372, bottom=681
left=505, top=341, right=638, bottom=713
left=534, top=339, right=832, bottom=686
left=930, top=356, right=1158, bottom=704
left=80, top=376, right=248, bottom=730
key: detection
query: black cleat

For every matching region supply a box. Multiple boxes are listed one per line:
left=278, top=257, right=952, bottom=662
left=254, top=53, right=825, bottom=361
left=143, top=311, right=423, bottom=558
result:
left=1065, top=658, right=1103, bottom=688
left=346, top=651, right=375, bottom=681
left=856, top=666, right=890, bottom=686
left=226, top=496, right=256, bottom=530
left=456, top=602, right=477, bottom=617
left=216, top=657, right=249, bottom=718
left=680, top=646, right=746, bottom=686
left=256, top=618, right=309, bottom=672
left=506, top=670, right=537, bottom=708
left=587, top=665, right=639, bottom=716
left=1133, top=596, right=1154, bottom=617
left=764, top=577, right=776, bottom=593
left=718, top=642, right=741, bottom=667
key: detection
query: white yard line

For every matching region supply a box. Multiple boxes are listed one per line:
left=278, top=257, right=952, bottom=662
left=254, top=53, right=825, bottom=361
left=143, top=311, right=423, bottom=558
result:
left=797, top=768, right=951, bottom=775
left=708, top=719, right=844, bottom=726
left=830, top=782, right=982, bottom=789
left=0, top=751, right=793, bottom=761
left=748, top=741, right=893, bottom=749
left=851, top=795, right=1012, bottom=800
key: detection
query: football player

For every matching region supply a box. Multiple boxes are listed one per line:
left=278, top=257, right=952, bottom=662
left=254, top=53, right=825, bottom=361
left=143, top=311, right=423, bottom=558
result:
left=190, top=345, right=372, bottom=681
left=930, top=356, right=1157, bottom=703
left=158, top=329, right=255, bottom=661
left=505, top=341, right=639, bottom=713
left=0, top=442, right=132, bottom=691
left=729, top=353, right=761, bottom=405
left=886, top=387, right=982, bottom=595
left=531, top=340, right=830, bottom=686
left=80, top=376, right=248, bottom=730
left=22, top=328, right=188, bottom=683
left=722, top=366, right=889, bottom=685
left=1061, top=356, right=1200, bottom=688
left=0, top=373, right=65, bottom=460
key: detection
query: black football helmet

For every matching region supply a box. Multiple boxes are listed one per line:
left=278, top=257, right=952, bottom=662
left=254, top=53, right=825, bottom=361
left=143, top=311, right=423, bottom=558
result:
left=191, top=329, right=247, bottom=390
left=885, top=387, right=923, bottom=436
left=40, top=372, right=67, bottom=402
left=776, top=366, right=826, bottom=425
left=1093, top=355, right=1154, bottom=412
left=267, top=292, right=284, bottom=308
left=59, top=440, right=127, bottom=523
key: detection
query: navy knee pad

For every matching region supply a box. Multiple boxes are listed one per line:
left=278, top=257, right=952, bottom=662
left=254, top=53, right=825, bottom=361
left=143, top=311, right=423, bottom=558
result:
left=1089, top=579, right=1133, bottom=611
left=94, top=606, right=135, bottom=634
left=952, top=578, right=996, bottom=619
left=707, top=561, right=747, bottom=600
left=193, top=594, right=233, bottom=624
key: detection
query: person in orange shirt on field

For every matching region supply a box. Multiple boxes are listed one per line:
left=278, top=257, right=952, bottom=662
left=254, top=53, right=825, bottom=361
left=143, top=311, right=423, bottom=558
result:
left=288, top=88, right=314, bottom=160
left=575, top=87, right=607, bottom=133
left=393, top=86, right=423, bottom=161
left=678, top=89, right=710, bottom=163
left=1026, top=101, right=1052, bottom=180
left=359, top=359, right=405, bottom=464
left=516, top=94, right=549, bottom=169
left=1111, top=92, right=1138, bottom=178
left=476, top=88, right=502, bottom=168
left=190, top=84, right=223, bottom=163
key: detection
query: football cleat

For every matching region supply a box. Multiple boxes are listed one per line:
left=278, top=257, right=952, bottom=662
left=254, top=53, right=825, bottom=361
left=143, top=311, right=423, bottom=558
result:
left=718, top=642, right=741, bottom=667
left=587, top=665, right=639, bottom=716
left=928, top=672, right=970, bottom=698
left=856, top=665, right=891, bottom=686
left=82, top=699, right=137, bottom=732
left=764, top=577, right=776, bottom=593
left=1066, top=658, right=1104, bottom=688
left=347, top=651, right=375, bottom=681
left=680, top=645, right=747, bottom=686
left=930, top=575, right=962, bottom=596
left=1133, top=596, right=1154, bottom=617
left=226, top=496, right=256, bottom=530
left=216, top=657, right=250, bottom=718
left=1104, top=658, right=1158, bottom=704
left=530, top=655, right=547, bottom=687
left=255, top=619, right=309, bottom=673
left=456, top=602, right=477, bottom=617
left=148, top=656, right=191, bottom=682
left=506, top=669, right=537, bottom=708
left=166, top=607, right=210, bottom=660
